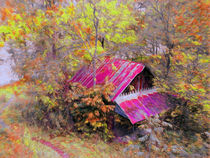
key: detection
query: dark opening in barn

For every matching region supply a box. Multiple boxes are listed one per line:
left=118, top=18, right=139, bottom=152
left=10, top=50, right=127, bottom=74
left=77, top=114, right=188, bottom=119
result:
left=123, top=67, right=154, bottom=94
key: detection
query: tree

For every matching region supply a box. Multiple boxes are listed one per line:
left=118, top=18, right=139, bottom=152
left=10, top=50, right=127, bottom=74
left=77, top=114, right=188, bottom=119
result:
left=134, top=0, right=177, bottom=77
left=0, top=0, right=139, bottom=136
left=0, top=0, right=137, bottom=84
left=71, top=0, right=138, bottom=85
left=134, top=0, right=209, bottom=133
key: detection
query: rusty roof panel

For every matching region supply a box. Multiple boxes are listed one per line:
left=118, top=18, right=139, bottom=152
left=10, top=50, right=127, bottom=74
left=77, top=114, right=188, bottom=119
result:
left=69, top=57, right=145, bottom=101
left=115, top=92, right=170, bottom=124
left=70, top=58, right=172, bottom=124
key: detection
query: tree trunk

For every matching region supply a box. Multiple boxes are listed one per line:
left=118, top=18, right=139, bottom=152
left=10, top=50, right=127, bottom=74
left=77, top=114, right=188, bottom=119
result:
left=93, top=6, right=99, bottom=87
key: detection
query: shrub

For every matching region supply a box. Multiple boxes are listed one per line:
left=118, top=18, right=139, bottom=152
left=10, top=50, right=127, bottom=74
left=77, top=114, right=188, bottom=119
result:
left=66, top=82, right=115, bottom=141
left=22, top=80, right=115, bottom=140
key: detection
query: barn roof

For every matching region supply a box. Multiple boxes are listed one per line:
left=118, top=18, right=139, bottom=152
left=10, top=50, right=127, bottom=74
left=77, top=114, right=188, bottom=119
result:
left=69, top=57, right=145, bottom=101
left=115, top=90, right=171, bottom=124
left=69, top=57, right=172, bottom=124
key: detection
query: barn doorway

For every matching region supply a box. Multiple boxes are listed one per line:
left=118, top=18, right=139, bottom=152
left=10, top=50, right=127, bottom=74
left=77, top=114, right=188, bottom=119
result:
left=123, top=67, right=154, bottom=94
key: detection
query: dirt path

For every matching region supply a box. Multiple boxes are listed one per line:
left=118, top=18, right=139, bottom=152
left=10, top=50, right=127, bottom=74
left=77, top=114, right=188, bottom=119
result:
left=0, top=95, right=71, bottom=158
left=0, top=95, right=14, bottom=129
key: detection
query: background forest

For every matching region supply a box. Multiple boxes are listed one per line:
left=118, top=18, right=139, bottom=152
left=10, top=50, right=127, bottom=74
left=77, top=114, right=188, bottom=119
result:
left=0, top=0, right=209, bottom=157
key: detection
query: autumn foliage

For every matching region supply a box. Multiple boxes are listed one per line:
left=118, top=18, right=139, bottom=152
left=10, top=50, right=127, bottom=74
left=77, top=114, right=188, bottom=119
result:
left=0, top=0, right=209, bottom=157
left=67, top=82, right=115, bottom=140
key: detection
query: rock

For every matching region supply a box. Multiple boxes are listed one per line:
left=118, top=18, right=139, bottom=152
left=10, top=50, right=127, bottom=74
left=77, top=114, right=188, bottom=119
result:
left=145, top=128, right=152, bottom=134
left=154, top=127, right=163, bottom=133
left=129, top=144, right=139, bottom=149
left=179, top=151, right=189, bottom=157
left=138, top=134, right=149, bottom=142
left=171, top=145, right=183, bottom=154
left=169, top=153, right=176, bottom=158
left=137, top=152, right=144, bottom=156
left=163, top=144, right=168, bottom=151
left=150, top=133, right=160, bottom=145
left=121, top=135, right=131, bottom=142
left=171, top=145, right=189, bottom=157
left=123, top=147, right=129, bottom=153
left=203, top=143, right=210, bottom=149
left=204, top=132, right=210, bottom=138
left=190, top=153, right=202, bottom=158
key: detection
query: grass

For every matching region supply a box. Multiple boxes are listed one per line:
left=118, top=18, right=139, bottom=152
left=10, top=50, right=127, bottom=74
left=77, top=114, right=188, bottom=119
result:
left=0, top=104, right=129, bottom=158
left=0, top=81, right=209, bottom=157
left=0, top=82, right=132, bottom=158
left=0, top=79, right=27, bottom=100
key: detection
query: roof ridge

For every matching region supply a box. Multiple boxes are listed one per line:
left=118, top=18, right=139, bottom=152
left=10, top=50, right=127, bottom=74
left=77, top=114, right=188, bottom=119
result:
left=106, top=56, right=144, bottom=65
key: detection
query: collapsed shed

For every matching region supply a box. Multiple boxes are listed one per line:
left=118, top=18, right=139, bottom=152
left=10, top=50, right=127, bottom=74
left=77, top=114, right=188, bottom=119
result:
left=69, top=57, right=172, bottom=124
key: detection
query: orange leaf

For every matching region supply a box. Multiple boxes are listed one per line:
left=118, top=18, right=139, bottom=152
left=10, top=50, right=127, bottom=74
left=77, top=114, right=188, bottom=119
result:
left=88, top=113, right=94, bottom=119
left=101, top=106, right=107, bottom=113
left=94, top=110, right=100, bottom=117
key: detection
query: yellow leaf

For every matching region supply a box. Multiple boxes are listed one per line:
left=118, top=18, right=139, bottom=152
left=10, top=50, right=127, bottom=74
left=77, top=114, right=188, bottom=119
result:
left=0, top=41, right=4, bottom=47
left=192, top=40, right=201, bottom=46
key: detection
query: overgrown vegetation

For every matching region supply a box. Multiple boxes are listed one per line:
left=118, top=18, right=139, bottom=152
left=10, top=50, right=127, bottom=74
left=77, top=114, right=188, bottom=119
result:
left=0, top=0, right=209, bottom=157
left=22, top=82, right=115, bottom=140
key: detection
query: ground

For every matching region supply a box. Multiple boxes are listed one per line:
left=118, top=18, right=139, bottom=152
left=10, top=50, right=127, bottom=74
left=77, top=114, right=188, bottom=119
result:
left=0, top=84, right=137, bottom=158
left=0, top=47, right=137, bottom=157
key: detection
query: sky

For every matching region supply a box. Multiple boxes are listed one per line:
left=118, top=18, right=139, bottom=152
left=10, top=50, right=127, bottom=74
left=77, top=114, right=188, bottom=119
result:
left=0, top=47, right=18, bottom=86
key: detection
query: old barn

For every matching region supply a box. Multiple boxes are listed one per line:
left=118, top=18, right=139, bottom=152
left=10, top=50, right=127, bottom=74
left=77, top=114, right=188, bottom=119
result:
left=69, top=57, right=171, bottom=124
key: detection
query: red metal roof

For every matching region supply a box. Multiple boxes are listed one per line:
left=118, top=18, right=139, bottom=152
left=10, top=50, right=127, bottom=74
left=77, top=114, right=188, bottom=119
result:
left=115, top=91, right=170, bottom=124
left=69, top=58, right=173, bottom=124
left=69, top=57, right=145, bottom=101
